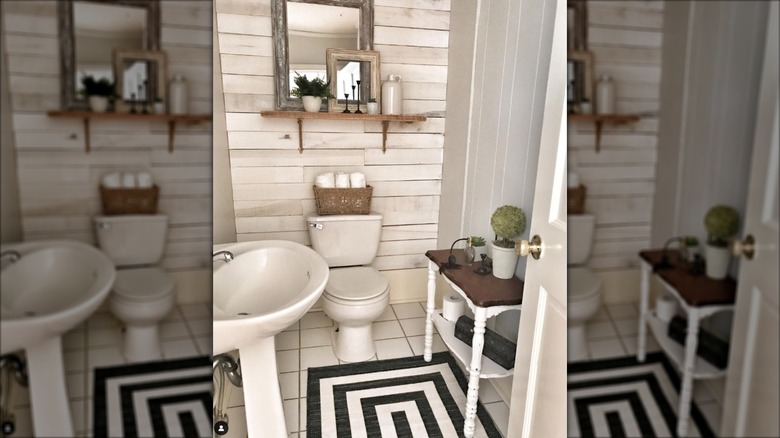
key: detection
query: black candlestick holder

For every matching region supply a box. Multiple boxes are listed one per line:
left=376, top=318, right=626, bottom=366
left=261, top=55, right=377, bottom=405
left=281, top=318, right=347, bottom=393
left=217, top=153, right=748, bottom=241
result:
left=474, top=254, right=491, bottom=275
left=355, top=80, right=363, bottom=114
left=140, top=80, right=149, bottom=114
left=129, top=93, right=137, bottom=114
left=342, top=92, right=351, bottom=113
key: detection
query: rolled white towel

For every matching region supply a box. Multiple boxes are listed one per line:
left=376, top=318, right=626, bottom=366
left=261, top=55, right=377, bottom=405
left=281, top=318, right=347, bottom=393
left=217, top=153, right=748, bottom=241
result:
left=121, top=172, right=137, bottom=188
left=315, top=172, right=336, bottom=188
left=349, top=172, right=366, bottom=188
left=137, top=171, right=154, bottom=188
left=102, top=172, right=121, bottom=188
left=335, top=172, right=350, bottom=188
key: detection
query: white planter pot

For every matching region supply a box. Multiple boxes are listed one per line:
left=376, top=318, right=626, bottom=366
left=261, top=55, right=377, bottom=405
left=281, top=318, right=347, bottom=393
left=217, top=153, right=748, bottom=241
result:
left=89, top=96, right=109, bottom=113
left=705, top=244, right=730, bottom=280
left=302, top=96, right=322, bottom=113
left=491, top=242, right=518, bottom=279
left=367, top=102, right=380, bottom=114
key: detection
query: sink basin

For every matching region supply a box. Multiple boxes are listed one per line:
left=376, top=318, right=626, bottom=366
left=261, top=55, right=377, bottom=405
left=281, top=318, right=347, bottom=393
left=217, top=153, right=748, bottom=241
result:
left=213, top=240, right=329, bottom=355
left=0, top=239, right=116, bottom=437
left=1, top=240, right=116, bottom=354
left=212, top=240, right=329, bottom=437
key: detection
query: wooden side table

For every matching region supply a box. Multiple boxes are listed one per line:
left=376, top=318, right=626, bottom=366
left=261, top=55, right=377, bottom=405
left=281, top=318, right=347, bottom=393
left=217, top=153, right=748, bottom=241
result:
left=637, top=250, right=736, bottom=437
left=423, top=249, right=524, bottom=438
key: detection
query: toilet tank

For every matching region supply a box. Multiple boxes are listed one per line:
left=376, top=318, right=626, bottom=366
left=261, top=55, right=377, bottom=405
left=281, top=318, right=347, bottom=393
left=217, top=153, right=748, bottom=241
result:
left=568, top=214, right=595, bottom=264
left=94, top=215, right=168, bottom=266
left=307, top=213, right=382, bottom=267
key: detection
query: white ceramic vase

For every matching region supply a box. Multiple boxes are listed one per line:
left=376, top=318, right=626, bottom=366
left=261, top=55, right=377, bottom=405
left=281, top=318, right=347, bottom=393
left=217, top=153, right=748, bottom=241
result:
left=705, top=244, right=730, bottom=280
left=367, top=102, right=380, bottom=114
left=89, top=96, right=109, bottom=113
left=491, top=242, right=518, bottom=280
left=302, top=96, right=322, bottom=113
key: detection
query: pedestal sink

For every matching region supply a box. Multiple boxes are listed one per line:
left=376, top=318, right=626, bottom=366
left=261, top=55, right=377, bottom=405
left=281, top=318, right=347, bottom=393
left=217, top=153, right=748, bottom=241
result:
left=213, top=240, right=329, bottom=437
left=1, top=240, right=116, bottom=437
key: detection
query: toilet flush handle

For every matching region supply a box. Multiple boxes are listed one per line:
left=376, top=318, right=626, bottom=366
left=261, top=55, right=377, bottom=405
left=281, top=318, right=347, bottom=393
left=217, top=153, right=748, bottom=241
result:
left=308, top=222, right=323, bottom=230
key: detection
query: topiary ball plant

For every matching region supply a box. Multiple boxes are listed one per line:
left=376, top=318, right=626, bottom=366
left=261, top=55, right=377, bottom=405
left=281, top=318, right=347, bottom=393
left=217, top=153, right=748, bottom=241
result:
left=704, top=205, right=740, bottom=247
left=490, top=205, right=526, bottom=248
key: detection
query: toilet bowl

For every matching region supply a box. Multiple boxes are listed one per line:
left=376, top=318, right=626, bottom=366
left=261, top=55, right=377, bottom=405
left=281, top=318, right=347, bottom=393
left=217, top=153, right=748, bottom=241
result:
left=323, top=266, right=390, bottom=362
left=307, top=213, right=390, bottom=362
left=568, top=214, right=603, bottom=362
left=95, top=215, right=175, bottom=362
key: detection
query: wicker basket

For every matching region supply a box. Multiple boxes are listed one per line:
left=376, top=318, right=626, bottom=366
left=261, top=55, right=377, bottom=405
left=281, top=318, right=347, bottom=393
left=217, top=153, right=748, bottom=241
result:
left=568, top=185, right=587, bottom=214
left=100, top=185, right=159, bottom=215
left=313, top=185, right=373, bottom=215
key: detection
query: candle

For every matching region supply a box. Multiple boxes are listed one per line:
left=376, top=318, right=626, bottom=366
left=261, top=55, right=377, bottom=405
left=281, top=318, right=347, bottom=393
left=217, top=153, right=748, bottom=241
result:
left=342, top=80, right=345, bottom=93
left=351, top=73, right=354, bottom=85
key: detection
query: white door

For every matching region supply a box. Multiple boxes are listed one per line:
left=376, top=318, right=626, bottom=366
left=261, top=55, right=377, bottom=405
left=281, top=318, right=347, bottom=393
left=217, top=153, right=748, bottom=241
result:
left=721, top=4, right=779, bottom=437
left=506, top=0, right=568, bottom=435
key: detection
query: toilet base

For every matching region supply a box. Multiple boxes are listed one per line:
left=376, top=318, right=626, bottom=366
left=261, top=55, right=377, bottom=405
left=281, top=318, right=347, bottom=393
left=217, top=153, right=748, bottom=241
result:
left=123, top=325, right=162, bottom=362
left=568, top=324, right=588, bottom=362
left=333, top=324, right=376, bottom=363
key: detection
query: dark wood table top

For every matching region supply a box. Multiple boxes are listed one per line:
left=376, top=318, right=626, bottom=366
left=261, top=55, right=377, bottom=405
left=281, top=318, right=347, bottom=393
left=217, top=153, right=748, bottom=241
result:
left=639, top=249, right=737, bottom=307
left=425, top=249, right=524, bottom=307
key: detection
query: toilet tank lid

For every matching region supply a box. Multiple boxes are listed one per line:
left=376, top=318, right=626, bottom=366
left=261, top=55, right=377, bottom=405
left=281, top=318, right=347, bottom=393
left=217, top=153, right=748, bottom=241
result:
left=326, top=267, right=388, bottom=300
left=307, top=213, right=382, bottom=222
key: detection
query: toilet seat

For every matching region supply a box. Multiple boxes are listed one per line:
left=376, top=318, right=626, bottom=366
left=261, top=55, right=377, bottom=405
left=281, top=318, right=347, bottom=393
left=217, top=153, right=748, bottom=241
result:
left=568, top=266, right=602, bottom=302
left=113, top=267, right=174, bottom=302
left=325, top=267, right=389, bottom=302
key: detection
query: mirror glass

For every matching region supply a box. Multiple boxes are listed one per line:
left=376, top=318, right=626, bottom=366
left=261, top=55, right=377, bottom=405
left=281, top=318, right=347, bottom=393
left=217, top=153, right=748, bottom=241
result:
left=60, top=0, right=159, bottom=110
left=334, top=60, right=368, bottom=104
left=273, top=0, right=373, bottom=111
left=120, top=59, right=150, bottom=101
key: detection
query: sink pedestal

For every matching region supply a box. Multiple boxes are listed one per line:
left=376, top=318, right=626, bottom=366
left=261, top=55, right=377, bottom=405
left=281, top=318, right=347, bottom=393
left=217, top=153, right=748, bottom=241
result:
left=240, top=337, right=287, bottom=437
left=27, top=337, right=73, bottom=437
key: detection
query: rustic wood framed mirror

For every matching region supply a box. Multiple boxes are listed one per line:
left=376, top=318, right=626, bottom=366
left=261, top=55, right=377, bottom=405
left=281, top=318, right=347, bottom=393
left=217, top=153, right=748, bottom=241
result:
left=326, top=49, right=380, bottom=113
left=272, top=0, right=374, bottom=111
left=59, top=0, right=160, bottom=110
left=113, top=49, right=166, bottom=113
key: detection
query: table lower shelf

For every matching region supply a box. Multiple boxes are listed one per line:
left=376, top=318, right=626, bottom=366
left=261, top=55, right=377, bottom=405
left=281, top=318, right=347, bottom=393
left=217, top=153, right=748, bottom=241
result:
left=431, top=309, right=514, bottom=378
left=645, top=310, right=727, bottom=379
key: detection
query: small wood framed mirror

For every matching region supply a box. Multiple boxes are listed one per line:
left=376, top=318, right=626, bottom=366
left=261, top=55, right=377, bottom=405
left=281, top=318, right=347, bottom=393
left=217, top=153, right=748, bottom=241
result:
left=326, top=49, right=380, bottom=113
left=113, top=49, right=166, bottom=113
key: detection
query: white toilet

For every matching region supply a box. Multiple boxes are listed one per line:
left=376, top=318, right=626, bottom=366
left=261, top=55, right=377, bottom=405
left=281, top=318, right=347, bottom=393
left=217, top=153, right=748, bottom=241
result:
left=95, top=215, right=175, bottom=362
left=568, top=214, right=603, bottom=362
left=307, top=213, right=390, bottom=363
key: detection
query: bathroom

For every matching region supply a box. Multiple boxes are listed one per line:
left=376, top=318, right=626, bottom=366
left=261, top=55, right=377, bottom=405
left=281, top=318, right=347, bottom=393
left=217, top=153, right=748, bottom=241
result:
left=1, top=1, right=213, bottom=436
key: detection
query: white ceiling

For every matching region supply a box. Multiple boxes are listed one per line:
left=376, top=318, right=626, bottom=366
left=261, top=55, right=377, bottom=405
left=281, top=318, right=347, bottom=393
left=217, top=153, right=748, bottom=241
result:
left=287, top=3, right=359, bottom=37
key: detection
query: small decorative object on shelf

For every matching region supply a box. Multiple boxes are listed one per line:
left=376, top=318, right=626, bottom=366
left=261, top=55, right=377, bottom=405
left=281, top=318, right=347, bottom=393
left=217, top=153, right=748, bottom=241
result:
left=354, top=80, right=362, bottom=114
left=596, top=74, right=615, bottom=114
left=169, top=74, right=189, bottom=115
left=465, top=237, right=476, bottom=266
left=129, top=93, right=138, bottom=114
left=153, top=99, right=165, bottom=114
left=343, top=90, right=351, bottom=113
left=367, top=98, right=380, bottom=115
left=490, top=205, right=527, bottom=279
left=703, top=205, right=740, bottom=279
left=291, top=72, right=330, bottom=113
left=580, top=98, right=592, bottom=114
left=474, top=253, right=491, bottom=275
left=382, top=74, right=403, bottom=115
left=470, top=235, right=486, bottom=259
left=81, top=75, right=114, bottom=113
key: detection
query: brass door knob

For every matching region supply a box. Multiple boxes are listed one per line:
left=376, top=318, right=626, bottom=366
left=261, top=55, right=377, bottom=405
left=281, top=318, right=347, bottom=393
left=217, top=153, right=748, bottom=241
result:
left=515, top=235, right=543, bottom=260
left=730, top=234, right=755, bottom=260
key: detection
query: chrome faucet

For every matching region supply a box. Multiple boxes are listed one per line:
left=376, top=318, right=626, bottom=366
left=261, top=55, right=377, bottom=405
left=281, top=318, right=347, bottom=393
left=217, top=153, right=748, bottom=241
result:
left=0, top=250, right=21, bottom=264
left=213, top=250, right=234, bottom=263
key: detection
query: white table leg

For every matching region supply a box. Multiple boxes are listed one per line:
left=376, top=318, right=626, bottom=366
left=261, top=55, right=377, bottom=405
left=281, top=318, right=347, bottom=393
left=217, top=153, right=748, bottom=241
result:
left=463, top=306, right=487, bottom=438
left=677, top=308, right=700, bottom=437
left=637, top=261, right=650, bottom=362
left=423, top=260, right=437, bottom=362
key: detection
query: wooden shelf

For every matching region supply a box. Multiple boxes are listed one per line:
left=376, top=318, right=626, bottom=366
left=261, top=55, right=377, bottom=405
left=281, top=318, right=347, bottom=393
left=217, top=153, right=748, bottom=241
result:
left=47, top=111, right=212, bottom=153
left=260, top=111, right=427, bottom=153
left=567, top=113, right=640, bottom=152
left=646, top=311, right=727, bottom=379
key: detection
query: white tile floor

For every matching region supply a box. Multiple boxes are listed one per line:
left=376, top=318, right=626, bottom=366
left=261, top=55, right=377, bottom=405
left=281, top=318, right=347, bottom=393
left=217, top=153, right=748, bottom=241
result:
left=219, top=301, right=511, bottom=438
left=6, top=302, right=211, bottom=438
left=577, top=301, right=724, bottom=434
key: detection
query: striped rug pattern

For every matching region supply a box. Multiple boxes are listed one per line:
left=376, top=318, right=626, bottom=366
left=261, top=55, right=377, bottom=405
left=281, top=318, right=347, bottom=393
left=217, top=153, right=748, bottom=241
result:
left=93, top=356, right=212, bottom=438
left=568, top=352, right=715, bottom=438
left=307, top=352, right=502, bottom=438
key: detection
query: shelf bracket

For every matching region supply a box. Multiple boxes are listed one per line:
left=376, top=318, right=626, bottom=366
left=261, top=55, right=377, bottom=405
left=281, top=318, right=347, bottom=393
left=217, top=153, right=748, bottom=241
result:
left=595, top=120, right=603, bottom=153
left=297, top=118, right=304, bottom=153
left=168, top=120, right=176, bottom=153
left=381, top=120, right=389, bottom=154
left=83, top=118, right=91, bottom=153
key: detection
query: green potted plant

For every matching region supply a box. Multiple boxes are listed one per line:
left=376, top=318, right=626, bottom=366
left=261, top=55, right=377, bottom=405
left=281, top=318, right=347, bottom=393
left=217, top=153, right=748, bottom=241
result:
left=703, top=205, right=740, bottom=279
left=291, top=72, right=331, bottom=112
left=80, top=75, right=115, bottom=113
left=490, top=205, right=526, bottom=279
left=470, top=235, right=487, bottom=258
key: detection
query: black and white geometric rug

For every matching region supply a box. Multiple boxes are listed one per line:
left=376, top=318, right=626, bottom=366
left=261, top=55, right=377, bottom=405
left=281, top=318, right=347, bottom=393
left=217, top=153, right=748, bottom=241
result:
left=307, top=352, right=502, bottom=438
left=568, top=352, right=715, bottom=437
left=93, top=356, right=212, bottom=437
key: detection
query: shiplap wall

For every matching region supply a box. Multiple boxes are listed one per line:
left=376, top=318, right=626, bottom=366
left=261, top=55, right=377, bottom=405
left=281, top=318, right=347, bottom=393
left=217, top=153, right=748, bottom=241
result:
left=569, top=1, right=664, bottom=279
left=215, top=0, right=450, bottom=276
left=2, top=1, right=212, bottom=298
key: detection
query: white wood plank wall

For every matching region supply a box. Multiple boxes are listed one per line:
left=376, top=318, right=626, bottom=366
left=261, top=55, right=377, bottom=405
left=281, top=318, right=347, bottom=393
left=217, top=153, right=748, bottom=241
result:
left=216, top=0, right=450, bottom=272
left=569, top=1, right=664, bottom=272
left=2, top=1, right=213, bottom=272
